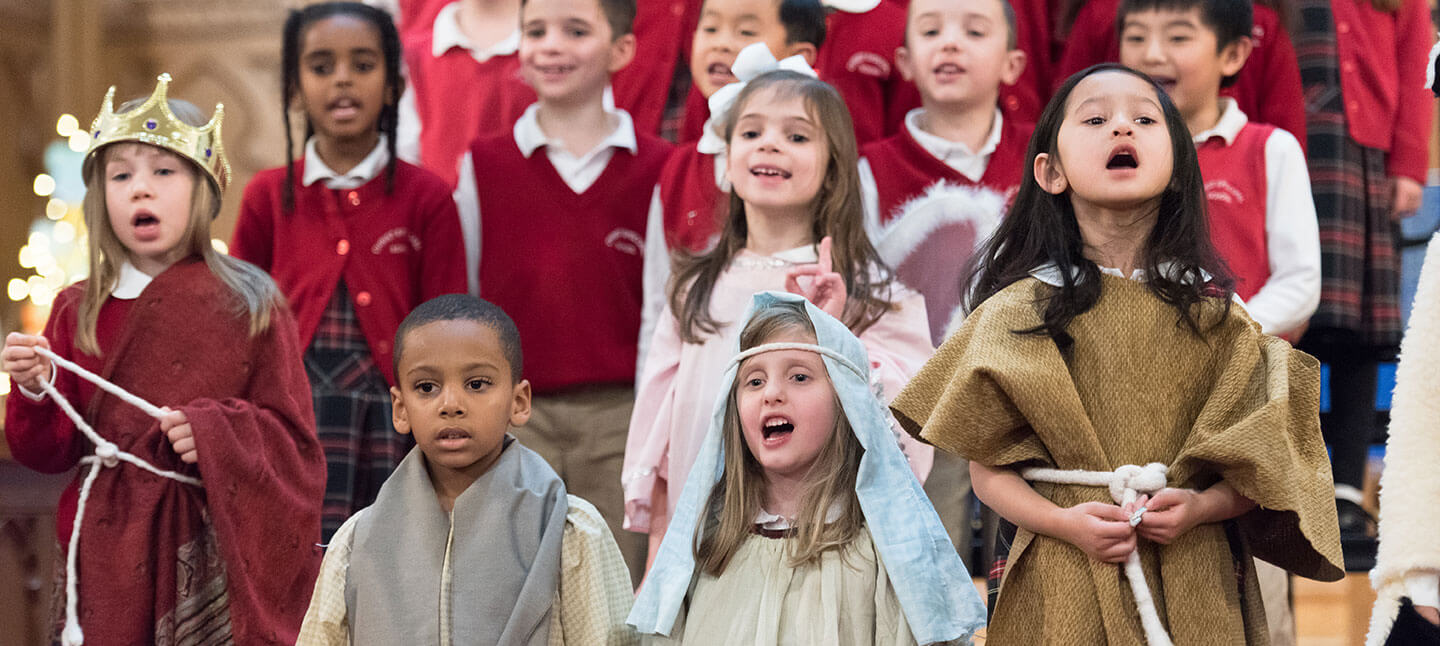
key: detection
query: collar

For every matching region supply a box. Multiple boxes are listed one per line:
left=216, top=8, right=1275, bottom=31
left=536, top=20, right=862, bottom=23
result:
left=431, top=2, right=520, bottom=61
left=513, top=103, right=638, bottom=159
left=302, top=135, right=390, bottom=187
left=905, top=107, right=1004, bottom=160
left=754, top=502, right=845, bottom=531
left=1190, top=98, right=1247, bottom=146
left=111, top=261, right=154, bottom=300
left=1029, top=261, right=1211, bottom=286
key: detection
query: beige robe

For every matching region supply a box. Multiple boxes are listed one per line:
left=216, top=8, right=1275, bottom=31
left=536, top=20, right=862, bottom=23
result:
left=892, top=275, right=1343, bottom=645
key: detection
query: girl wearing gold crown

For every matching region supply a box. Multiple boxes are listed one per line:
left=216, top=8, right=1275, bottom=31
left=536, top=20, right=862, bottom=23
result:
left=2, top=74, right=326, bottom=645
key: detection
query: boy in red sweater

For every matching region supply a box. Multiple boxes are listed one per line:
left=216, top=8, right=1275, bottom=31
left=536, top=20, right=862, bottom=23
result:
left=397, top=0, right=535, bottom=187
left=1120, top=1, right=1319, bottom=642
left=452, top=0, right=671, bottom=584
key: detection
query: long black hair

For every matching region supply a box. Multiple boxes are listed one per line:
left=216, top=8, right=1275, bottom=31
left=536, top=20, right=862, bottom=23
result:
left=964, top=63, right=1232, bottom=352
left=280, top=2, right=402, bottom=211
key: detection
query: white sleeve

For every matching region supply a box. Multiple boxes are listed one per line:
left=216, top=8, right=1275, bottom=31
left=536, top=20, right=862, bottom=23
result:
left=1239, top=128, right=1321, bottom=336
left=397, top=83, right=422, bottom=165
left=15, top=366, right=58, bottom=402
left=858, top=157, right=883, bottom=243
left=636, top=186, right=670, bottom=380
left=453, top=152, right=481, bottom=297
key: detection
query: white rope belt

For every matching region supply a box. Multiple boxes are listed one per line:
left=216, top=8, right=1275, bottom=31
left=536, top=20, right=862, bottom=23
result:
left=33, top=346, right=203, bottom=646
left=1021, top=463, right=1173, bottom=646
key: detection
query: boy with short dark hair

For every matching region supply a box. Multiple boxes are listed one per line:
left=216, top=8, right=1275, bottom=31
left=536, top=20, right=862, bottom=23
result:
left=296, top=295, right=636, bottom=645
left=452, top=0, right=671, bottom=584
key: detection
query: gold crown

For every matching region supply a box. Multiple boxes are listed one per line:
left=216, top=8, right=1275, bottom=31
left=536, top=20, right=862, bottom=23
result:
left=84, top=73, right=231, bottom=194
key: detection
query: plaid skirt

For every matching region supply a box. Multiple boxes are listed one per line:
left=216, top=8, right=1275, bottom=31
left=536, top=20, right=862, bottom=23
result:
left=305, top=281, right=411, bottom=542
left=1296, top=0, right=1404, bottom=356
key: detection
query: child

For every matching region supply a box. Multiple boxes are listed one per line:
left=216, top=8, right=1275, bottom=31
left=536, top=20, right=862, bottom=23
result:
left=628, top=292, right=984, bottom=644
left=1293, top=0, right=1433, bottom=568
left=232, top=2, right=467, bottom=541
left=296, top=295, right=636, bottom=645
left=396, top=0, right=535, bottom=186
left=1118, top=0, right=1318, bottom=338
left=624, top=70, right=934, bottom=566
left=451, top=0, right=671, bottom=582
left=891, top=65, right=1343, bottom=644
left=1058, top=0, right=1308, bottom=146
left=2, top=74, right=325, bottom=644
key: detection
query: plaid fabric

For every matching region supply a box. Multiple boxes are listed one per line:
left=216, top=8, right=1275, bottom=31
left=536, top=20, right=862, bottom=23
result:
left=1296, top=0, right=1404, bottom=354
left=987, top=519, right=1016, bottom=621
left=659, top=57, right=692, bottom=143
left=304, top=282, right=410, bottom=542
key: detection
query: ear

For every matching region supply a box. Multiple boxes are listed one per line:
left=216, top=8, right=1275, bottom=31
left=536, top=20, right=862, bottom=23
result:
left=895, top=45, right=916, bottom=82
left=389, top=76, right=407, bottom=106
left=509, top=378, right=533, bottom=427
left=786, top=41, right=819, bottom=66
left=1217, top=36, right=1253, bottom=79
left=390, top=386, right=412, bottom=435
left=1000, top=48, right=1027, bottom=87
left=608, top=33, right=638, bottom=74
left=1033, top=152, right=1069, bottom=195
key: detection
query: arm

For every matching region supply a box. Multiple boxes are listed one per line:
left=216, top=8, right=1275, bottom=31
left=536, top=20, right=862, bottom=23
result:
left=1386, top=0, right=1434, bottom=185
left=296, top=512, right=360, bottom=646
left=622, top=302, right=683, bottom=536
left=418, top=175, right=469, bottom=299
left=558, top=496, right=639, bottom=645
left=636, top=186, right=670, bottom=381
left=230, top=178, right=277, bottom=271
left=857, top=157, right=883, bottom=241
left=396, top=83, right=422, bottom=165
left=970, top=461, right=1137, bottom=563
left=858, top=285, right=936, bottom=482
left=453, top=152, right=481, bottom=297
left=3, top=295, right=87, bottom=473
left=1256, top=11, right=1307, bottom=148
left=1242, top=129, right=1321, bottom=336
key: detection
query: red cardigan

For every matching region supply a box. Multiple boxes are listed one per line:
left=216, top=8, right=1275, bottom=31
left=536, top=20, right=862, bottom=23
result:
left=231, top=160, right=467, bottom=386
left=1329, top=0, right=1434, bottom=183
left=1056, top=1, right=1308, bottom=148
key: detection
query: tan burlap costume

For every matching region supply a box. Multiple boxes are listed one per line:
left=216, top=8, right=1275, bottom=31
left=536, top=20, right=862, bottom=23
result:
left=892, top=274, right=1344, bottom=645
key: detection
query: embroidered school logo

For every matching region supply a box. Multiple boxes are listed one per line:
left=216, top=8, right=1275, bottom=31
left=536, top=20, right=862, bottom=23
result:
left=371, top=227, right=422, bottom=255
left=1205, top=180, right=1246, bottom=205
left=605, top=228, right=645, bottom=256
left=846, top=52, right=891, bottom=78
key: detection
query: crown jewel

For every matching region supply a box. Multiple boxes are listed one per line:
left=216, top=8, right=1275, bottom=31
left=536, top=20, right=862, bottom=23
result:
left=84, top=73, right=231, bottom=194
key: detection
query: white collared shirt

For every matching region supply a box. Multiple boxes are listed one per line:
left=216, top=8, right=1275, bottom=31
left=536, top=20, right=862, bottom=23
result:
left=18, top=261, right=153, bottom=401
left=302, top=136, right=390, bottom=190
left=1193, top=98, right=1320, bottom=336
left=858, top=107, right=1004, bottom=237
left=452, top=104, right=640, bottom=296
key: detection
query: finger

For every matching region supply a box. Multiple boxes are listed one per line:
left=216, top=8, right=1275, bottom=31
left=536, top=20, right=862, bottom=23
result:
left=171, top=436, right=195, bottom=456
left=1084, top=504, right=1131, bottom=523
left=784, top=270, right=809, bottom=297
left=1146, top=490, right=1182, bottom=510
left=181, top=450, right=198, bottom=465
left=817, top=236, right=832, bottom=274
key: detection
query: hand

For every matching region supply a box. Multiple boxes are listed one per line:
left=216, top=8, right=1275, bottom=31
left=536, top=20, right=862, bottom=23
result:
left=159, top=407, right=198, bottom=464
left=1056, top=502, right=1136, bottom=563
left=2, top=333, right=53, bottom=393
left=784, top=236, right=847, bottom=321
left=1416, top=604, right=1440, bottom=626
left=1134, top=488, right=1208, bottom=544
left=1390, top=176, right=1423, bottom=220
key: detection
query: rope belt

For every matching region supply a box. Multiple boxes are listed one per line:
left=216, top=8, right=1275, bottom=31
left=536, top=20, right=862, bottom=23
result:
left=33, top=346, right=203, bottom=646
left=1021, top=462, right=1173, bottom=646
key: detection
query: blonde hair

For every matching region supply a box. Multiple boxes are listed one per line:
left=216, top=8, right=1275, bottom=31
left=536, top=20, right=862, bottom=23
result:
left=77, top=98, right=280, bottom=355
left=694, top=301, right=864, bottom=576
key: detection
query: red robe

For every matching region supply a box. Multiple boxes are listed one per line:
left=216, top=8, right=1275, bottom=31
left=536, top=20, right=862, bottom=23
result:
left=4, top=258, right=325, bottom=645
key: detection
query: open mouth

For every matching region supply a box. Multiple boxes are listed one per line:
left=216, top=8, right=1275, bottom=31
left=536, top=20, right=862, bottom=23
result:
left=1107, top=147, right=1139, bottom=170
left=762, top=416, right=794, bottom=440
left=536, top=63, right=576, bottom=76
left=328, top=97, right=361, bottom=120
left=133, top=212, right=159, bottom=228
left=751, top=165, right=792, bottom=179
left=435, top=428, right=471, bottom=441
left=934, top=63, right=965, bottom=77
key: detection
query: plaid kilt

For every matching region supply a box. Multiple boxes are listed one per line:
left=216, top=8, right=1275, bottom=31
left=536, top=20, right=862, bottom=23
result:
left=305, top=282, right=411, bottom=542
left=1296, top=0, right=1405, bottom=355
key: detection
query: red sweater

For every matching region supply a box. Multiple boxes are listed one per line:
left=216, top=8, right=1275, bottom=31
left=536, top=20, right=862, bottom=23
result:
left=1329, top=0, right=1434, bottom=183
left=659, top=144, right=727, bottom=254
left=1197, top=122, right=1273, bottom=301
left=862, top=117, right=1032, bottom=223
left=816, top=4, right=922, bottom=145
left=401, top=29, right=536, bottom=187
left=232, top=160, right=467, bottom=386
left=612, top=0, right=703, bottom=137
left=1057, top=1, right=1307, bottom=148
left=471, top=133, right=672, bottom=393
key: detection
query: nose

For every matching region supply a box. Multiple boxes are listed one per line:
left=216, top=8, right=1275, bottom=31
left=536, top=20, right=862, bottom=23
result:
left=129, top=174, right=153, bottom=200
left=762, top=378, right=786, bottom=403
left=1142, top=37, right=1165, bottom=64
left=437, top=385, right=465, bottom=417
left=1113, top=120, right=1135, bottom=137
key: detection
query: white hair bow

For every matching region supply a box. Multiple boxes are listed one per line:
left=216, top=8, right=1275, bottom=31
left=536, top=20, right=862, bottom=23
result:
left=1426, top=34, right=1440, bottom=92
left=696, top=42, right=820, bottom=157
left=822, top=0, right=880, bottom=12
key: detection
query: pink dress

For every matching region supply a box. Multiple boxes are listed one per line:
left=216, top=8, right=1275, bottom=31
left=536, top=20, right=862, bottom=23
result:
left=622, top=245, right=935, bottom=533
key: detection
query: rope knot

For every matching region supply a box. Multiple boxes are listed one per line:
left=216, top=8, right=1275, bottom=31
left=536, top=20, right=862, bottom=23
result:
left=1108, top=463, right=1168, bottom=504
left=94, top=442, right=119, bottom=467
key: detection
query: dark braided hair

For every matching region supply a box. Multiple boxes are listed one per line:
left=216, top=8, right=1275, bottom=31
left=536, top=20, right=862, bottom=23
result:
left=280, top=2, right=403, bottom=211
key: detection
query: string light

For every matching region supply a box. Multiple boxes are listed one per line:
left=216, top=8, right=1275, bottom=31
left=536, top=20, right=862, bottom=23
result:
left=211, top=239, right=229, bottom=255
left=56, top=114, right=79, bottom=137
left=7, top=278, right=29, bottom=301
left=46, top=198, right=68, bottom=220
left=68, top=132, right=90, bottom=152
left=33, top=174, right=56, bottom=197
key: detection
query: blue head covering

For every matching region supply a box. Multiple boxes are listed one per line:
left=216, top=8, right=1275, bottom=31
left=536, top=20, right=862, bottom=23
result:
left=627, top=291, right=985, bottom=644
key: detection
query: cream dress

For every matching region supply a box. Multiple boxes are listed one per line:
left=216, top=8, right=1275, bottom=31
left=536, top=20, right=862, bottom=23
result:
left=647, top=527, right=914, bottom=646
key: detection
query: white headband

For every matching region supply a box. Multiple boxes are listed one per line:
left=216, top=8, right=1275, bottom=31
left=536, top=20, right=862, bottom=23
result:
left=729, top=341, right=867, bottom=380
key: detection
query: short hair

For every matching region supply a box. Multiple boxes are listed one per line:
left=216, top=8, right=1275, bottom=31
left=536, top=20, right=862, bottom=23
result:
left=393, top=295, right=523, bottom=383
left=780, top=0, right=827, bottom=48
left=904, top=0, right=1018, bottom=50
left=521, top=0, right=636, bottom=38
left=1117, top=0, right=1253, bottom=87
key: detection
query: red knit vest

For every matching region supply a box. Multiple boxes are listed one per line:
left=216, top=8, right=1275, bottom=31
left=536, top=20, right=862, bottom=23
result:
left=1197, top=122, right=1273, bottom=302
left=471, top=133, right=671, bottom=393
left=862, top=116, right=1031, bottom=224
left=659, top=145, right=726, bottom=254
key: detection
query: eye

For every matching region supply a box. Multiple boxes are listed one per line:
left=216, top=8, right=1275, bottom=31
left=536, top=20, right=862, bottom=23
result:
left=525, top=27, right=544, bottom=38
left=738, top=129, right=761, bottom=140
left=788, top=133, right=809, bottom=143
left=109, top=172, right=131, bottom=182
left=791, top=373, right=811, bottom=383
left=1083, top=116, right=1106, bottom=126
left=310, top=63, right=332, bottom=75
left=967, top=29, right=985, bottom=38
left=568, top=28, right=588, bottom=38
left=155, top=167, right=175, bottom=176
left=746, top=377, right=764, bottom=388
left=467, top=377, right=491, bottom=391
left=1169, top=35, right=1191, bottom=44
left=414, top=381, right=437, bottom=394
left=355, top=60, right=376, bottom=73
left=739, top=30, right=758, bottom=38
left=701, top=26, right=718, bottom=34
left=1123, top=34, right=1144, bottom=44
left=920, top=28, right=939, bottom=37
left=1136, top=116, right=1157, bottom=125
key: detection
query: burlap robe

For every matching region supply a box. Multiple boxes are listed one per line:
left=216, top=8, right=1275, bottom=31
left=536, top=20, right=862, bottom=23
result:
left=893, top=275, right=1344, bottom=645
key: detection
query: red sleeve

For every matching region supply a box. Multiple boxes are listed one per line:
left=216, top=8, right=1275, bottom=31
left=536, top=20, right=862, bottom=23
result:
left=1387, top=0, right=1434, bottom=183
left=230, top=172, right=277, bottom=271
left=1055, top=0, right=1117, bottom=89
left=4, top=290, right=87, bottom=473
left=180, top=305, right=324, bottom=645
left=416, top=172, right=468, bottom=299
left=1256, top=19, right=1307, bottom=151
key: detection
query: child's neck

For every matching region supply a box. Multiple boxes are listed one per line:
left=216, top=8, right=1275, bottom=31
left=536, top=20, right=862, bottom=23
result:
left=1073, top=200, right=1159, bottom=277
left=458, top=0, right=521, bottom=50
left=425, top=453, right=499, bottom=513
left=763, top=472, right=806, bottom=520
left=918, top=98, right=998, bottom=153
left=536, top=99, right=615, bottom=158
left=313, top=131, right=381, bottom=176
left=128, top=251, right=182, bottom=277
left=1182, top=95, right=1223, bottom=140
left=743, top=207, right=814, bottom=256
